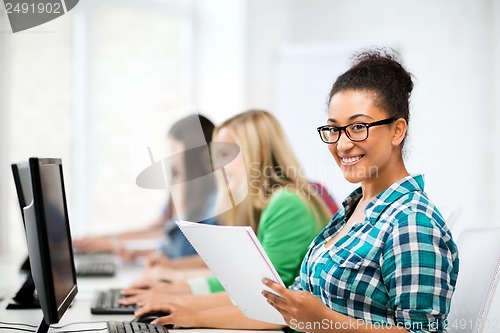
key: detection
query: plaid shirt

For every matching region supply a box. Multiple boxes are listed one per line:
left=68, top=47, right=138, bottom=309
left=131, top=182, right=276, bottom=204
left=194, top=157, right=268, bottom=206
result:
left=290, top=174, right=459, bottom=333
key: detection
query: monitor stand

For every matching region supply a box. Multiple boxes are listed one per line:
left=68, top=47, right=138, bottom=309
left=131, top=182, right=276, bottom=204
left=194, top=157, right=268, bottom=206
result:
left=35, top=319, right=49, bottom=333
left=6, top=274, right=40, bottom=309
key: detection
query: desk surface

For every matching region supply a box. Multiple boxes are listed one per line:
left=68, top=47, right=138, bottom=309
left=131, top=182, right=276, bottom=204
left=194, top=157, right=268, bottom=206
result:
left=0, top=255, right=271, bottom=333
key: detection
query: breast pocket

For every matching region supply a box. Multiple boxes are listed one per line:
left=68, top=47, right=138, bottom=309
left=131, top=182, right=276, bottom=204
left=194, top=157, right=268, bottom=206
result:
left=322, top=249, right=378, bottom=300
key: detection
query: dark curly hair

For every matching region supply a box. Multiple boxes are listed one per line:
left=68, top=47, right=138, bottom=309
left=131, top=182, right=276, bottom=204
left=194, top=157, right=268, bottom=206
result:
left=328, top=48, right=413, bottom=146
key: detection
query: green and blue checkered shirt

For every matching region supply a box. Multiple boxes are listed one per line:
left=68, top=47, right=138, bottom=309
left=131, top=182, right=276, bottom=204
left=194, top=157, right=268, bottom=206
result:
left=290, top=174, right=459, bottom=333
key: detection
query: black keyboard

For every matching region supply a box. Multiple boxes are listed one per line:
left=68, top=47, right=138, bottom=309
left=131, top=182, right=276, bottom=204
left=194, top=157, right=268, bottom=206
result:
left=91, top=289, right=137, bottom=314
left=75, top=253, right=117, bottom=277
left=107, top=321, right=169, bottom=333
left=76, top=261, right=117, bottom=277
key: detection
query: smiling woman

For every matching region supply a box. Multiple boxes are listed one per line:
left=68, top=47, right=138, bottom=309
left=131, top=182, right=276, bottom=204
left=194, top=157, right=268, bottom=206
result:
left=262, top=48, right=459, bottom=333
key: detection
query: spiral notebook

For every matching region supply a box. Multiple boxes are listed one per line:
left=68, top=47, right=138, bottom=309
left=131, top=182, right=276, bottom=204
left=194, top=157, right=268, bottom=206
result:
left=176, top=220, right=286, bottom=325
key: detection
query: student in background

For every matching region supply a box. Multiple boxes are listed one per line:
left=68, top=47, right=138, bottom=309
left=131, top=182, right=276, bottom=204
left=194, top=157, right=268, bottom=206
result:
left=134, top=49, right=459, bottom=333
left=73, top=114, right=217, bottom=264
left=120, top=110, right=331, bottom=317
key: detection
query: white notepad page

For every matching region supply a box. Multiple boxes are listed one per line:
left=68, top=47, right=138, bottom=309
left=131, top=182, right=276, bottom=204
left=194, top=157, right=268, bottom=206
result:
left=176, top=220, right=286, bottom=325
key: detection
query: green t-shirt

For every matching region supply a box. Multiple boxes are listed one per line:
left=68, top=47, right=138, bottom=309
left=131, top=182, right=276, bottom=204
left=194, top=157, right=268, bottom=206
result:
left=206, top=189, right=322, bottom=292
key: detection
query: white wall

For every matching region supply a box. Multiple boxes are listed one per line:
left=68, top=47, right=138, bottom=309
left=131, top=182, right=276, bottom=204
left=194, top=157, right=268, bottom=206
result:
left=192, top=0, right=247, bottom=124
left=0, top=14, right=10, bottom=255
left=493, top=0, right=500, bottom=226
left=1, top=0, right=499, bottom=252
left=245, top=0, right=293, bottom=110
left=244, top=0, right=500, bottom=233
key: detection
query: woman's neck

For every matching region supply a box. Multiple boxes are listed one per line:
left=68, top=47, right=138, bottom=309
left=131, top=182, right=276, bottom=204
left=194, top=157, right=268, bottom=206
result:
left=361, top=158, right=409, bottom=200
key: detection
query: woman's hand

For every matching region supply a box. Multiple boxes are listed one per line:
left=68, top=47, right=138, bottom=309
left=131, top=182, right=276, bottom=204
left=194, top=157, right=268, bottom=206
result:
left=146, top=251, right=172, bottom=268
left=262, top=278, right=330, bottom=330
left=73, top=235, right=118, bottom=253
left=135, top=303, right=202, bottom=328
left=120, top=282, right=191, bottom=306
left=118, top=248, right=154, bottom=262
left=136, top=264, right=212, bottom=283
left=120, top=290, right=173, bottom=307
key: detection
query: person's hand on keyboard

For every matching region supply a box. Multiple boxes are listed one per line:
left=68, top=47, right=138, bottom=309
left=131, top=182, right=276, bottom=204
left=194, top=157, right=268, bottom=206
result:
left=118, top=248, right=153, bottom=262
left=73, top=235, right=120, bottom=253
left=135, top=303, right=198, bottom=328
left=128, top=280, right=190, bottom=293
left=120, top=282, right=191, bottom=306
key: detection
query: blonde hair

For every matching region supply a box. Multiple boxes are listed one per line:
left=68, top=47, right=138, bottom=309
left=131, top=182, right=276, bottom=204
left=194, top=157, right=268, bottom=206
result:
left=213, top=109, right=330, bottom=232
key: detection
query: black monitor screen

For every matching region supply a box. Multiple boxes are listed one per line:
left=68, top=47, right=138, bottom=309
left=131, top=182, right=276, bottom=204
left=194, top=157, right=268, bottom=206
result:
left=24, top=158, right=77, bottom=332
left=39, top=164, right=75, bottom=308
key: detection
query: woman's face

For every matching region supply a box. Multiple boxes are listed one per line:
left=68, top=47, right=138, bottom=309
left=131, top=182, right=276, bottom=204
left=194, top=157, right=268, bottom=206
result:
left=327, top=90, right=397, bottom=184
left=213, top=127, right=246, bottom=194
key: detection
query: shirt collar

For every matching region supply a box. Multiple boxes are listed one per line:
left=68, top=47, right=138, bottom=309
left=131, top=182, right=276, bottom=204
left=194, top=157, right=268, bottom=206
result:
left=364, top=174, right=425, bottom=224
left=318, top=187, right=362, bottom=241
left=318, top=174, right=425, bottom=242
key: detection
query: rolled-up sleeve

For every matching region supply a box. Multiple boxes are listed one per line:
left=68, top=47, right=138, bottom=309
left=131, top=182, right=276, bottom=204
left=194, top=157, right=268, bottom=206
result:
left=288, top=275, right=304, bottom=291
left=381, top=212, right=458, bottom=333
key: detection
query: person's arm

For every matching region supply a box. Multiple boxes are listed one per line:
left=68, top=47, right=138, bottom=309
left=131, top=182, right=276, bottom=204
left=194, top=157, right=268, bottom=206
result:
left=135, top=303, right=283, bottom=330
left=120, top=288, right=233, bottom=309
left=115, top=214, right=168, bottom=240
left=73, top=214, right=167, bottom=253
left=150, top=217, right=217, bottom=267
left=263, top=279, right=407, bottom=333
left=147, top=253, right=206, bottom=269
left=170, top=255, right=205, bottom=268
left=134, top=265, right=213, bottom=285
left=381, top=212, right=458, bottom=333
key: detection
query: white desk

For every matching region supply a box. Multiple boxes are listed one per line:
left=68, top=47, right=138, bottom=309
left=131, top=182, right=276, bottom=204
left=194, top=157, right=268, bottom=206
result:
left=0, top=255, right=271, bottom=333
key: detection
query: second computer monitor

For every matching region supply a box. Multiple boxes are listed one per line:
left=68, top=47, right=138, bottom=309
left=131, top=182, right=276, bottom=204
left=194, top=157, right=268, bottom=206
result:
left=11, top=162, right=33, bottom=215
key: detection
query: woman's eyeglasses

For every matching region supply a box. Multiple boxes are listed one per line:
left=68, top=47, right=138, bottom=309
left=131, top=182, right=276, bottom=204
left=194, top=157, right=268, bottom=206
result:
left=317, top=118, right=396, bottom=144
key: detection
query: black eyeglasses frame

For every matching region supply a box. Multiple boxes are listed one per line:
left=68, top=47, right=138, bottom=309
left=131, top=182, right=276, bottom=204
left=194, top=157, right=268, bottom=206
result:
left=316, top=117, right=396, bottom=144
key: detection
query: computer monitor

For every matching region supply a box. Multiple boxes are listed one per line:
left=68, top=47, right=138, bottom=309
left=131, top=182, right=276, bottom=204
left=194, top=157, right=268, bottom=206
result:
left=23, top=157, right=78, bottom=333
left=7, top=162, right=38, bottom=309
left=10, top=162, right=116, bottom=309
left=12, top=162, right=33, bottom=211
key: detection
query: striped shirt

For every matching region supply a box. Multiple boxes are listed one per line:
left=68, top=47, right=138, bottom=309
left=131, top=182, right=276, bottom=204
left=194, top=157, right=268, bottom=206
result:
left=290, top=174, right=459, bottom=333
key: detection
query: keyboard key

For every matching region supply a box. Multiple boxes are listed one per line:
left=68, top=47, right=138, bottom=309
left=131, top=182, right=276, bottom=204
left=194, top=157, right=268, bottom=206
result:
left=107, top=321, right=169, bottom=333
left=91, top=289, right=137, bottom=314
